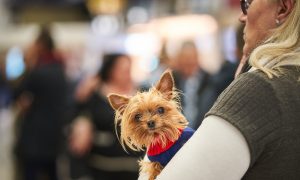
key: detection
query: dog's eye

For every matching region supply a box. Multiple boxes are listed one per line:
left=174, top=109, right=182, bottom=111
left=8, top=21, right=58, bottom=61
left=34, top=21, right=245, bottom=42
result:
left=157, top=107, right=165, bottom=114
left=134, top=113, right=142, bottom=121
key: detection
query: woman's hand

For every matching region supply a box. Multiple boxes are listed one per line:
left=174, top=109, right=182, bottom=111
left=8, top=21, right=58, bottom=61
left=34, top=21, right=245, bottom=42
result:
left=75, top=76, right=100, bottom=103
left=69, top=117, right=93, bottom=156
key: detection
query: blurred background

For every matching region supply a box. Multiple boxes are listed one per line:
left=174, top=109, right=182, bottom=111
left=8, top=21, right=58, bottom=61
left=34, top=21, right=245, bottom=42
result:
left=0, top=0, right=243, bottom=180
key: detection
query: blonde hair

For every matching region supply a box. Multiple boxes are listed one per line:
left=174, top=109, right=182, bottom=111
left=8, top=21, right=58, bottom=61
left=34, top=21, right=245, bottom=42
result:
left=249, top=0, right=300, bottom=78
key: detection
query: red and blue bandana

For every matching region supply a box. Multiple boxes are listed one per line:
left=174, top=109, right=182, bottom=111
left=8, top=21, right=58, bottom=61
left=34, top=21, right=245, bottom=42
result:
left=147, top=127, right=194, bottom=166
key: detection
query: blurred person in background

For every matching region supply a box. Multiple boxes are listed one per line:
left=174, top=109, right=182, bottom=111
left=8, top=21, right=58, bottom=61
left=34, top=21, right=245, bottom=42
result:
left=210, top=24, right=245, bottom=96
left=69, top=53, right=141, bottom=180
left=172, top=41, right=216, bottom=129
left=141, top=39, right=172, bottom=89
left=13, top=26, right=68, bottom=180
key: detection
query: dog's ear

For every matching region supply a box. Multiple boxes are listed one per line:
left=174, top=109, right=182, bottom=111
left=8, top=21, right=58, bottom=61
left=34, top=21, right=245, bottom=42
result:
left=107, top=93, right=129, bottom=111
left=155, top=70, right=174, bottom=100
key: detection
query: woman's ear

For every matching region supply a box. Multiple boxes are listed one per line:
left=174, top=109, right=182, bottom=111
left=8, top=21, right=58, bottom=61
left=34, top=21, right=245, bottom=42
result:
left=276, top=0, right=295, bottom=23
left=107, top=93, right=129, bottom=111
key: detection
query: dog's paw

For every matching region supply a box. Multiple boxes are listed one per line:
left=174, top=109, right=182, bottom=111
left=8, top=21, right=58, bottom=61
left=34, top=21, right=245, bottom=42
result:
left=139, top=160, right=163, bottom=180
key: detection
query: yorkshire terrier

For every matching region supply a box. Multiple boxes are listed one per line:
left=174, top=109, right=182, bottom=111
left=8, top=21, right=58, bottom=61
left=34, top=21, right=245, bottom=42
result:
left=107, top=70, right=194, bottom=180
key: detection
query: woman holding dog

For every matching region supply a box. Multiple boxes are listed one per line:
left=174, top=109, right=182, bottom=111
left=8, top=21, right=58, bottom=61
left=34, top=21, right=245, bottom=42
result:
left=155, top=0, right=300, bottom=179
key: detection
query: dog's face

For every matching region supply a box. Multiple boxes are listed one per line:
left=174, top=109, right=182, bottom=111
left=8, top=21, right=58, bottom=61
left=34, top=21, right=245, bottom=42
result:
left=108, top=71, right=188, bottom=151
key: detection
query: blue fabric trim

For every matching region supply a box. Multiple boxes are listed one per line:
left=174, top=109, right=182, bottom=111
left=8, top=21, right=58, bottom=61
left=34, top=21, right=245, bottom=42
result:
left=147, top=127, right=194, bottom=166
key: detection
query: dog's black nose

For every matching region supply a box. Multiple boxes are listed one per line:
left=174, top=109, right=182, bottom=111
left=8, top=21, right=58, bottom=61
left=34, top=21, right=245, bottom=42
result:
left=147, top=120, right=155, bottom=129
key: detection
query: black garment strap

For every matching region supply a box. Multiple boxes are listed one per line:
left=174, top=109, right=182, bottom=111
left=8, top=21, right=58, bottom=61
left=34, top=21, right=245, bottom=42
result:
left=241, top=61, right=251, bottom=74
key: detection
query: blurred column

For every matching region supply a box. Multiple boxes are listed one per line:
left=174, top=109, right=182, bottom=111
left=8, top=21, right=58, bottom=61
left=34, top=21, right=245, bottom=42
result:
left=0, top=0, right=10, bottom=26
left=0, top=108, right=14, bottom=180
left=0, top=3, right=14, bottom=180
left=150, top=0, right=175, bottom=18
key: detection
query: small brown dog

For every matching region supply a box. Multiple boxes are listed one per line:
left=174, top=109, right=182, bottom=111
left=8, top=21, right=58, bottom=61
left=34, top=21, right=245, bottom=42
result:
left=107, top=70, right=194, bottom=180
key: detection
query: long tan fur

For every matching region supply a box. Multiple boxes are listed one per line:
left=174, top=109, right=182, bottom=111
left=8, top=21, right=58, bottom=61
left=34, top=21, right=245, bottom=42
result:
left=107, top=70, right=188, bottom=179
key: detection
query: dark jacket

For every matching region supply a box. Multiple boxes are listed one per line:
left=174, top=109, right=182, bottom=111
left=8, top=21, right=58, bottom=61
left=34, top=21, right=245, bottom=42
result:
left=173, top=70, right=217, bottom=129
left=14, top=60, right=67, bottom=160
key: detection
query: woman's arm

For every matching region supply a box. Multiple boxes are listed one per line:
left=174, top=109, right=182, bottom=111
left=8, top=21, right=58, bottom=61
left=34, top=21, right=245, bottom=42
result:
left=156, top=115, right=250, bottom=180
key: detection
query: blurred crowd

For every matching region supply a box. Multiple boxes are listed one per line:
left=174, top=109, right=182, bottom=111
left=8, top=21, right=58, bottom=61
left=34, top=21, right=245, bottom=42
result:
left=0, top=19, right=244, bottom=180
